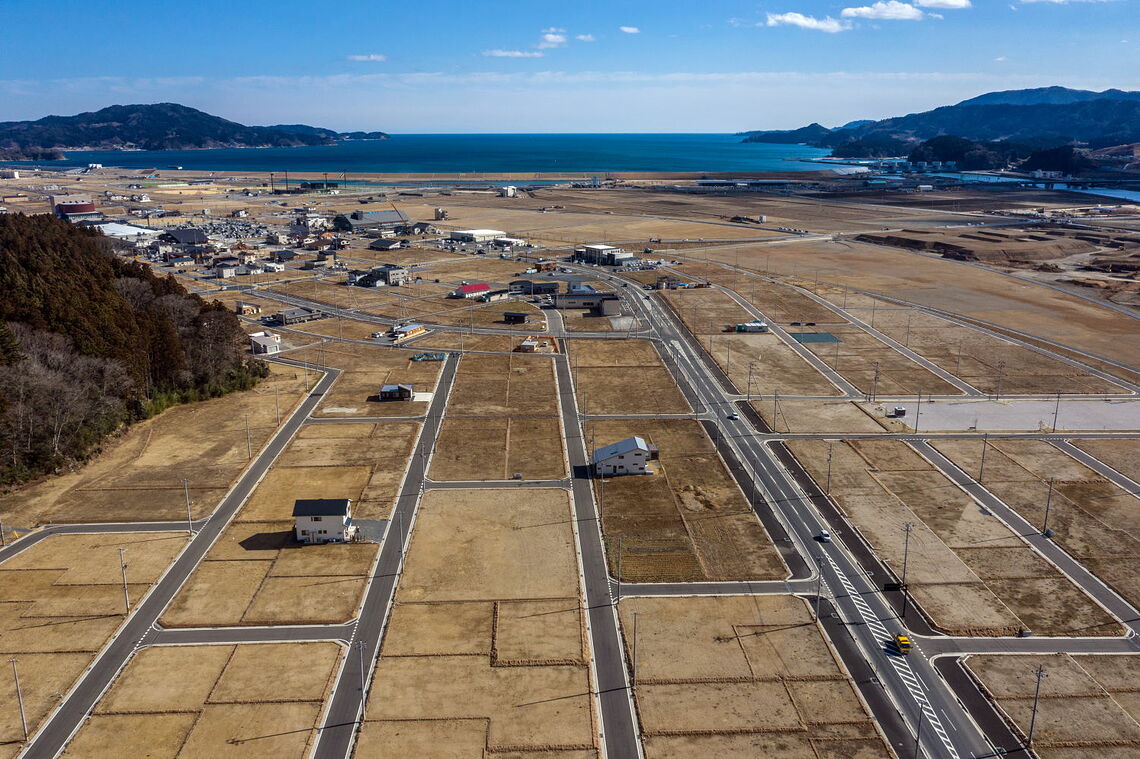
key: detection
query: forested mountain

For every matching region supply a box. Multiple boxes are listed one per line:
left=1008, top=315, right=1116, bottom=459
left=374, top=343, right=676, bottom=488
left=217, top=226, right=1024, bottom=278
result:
left=741, top=88, right=1140, bottom=154
left=0, top=214, right=265, bottom=487
left=0, top=103, right=388, bottom=158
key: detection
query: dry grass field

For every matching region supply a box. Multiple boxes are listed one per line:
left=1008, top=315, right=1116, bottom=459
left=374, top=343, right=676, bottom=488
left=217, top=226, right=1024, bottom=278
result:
left=586, top=419, right=785, bottom=582
left=447, top=353, right=559, bottom=416
left=619, top=595, right=890, bottom=759
left=1072, top=439, right=1140, bottom=482
left=270, top=278, right=396, bottom=309
left=60, top=642, right=342, bottom=759
left=560, top=308, right=620, bottom=332
left=752, top=399, right=886, bottom=434
left=568, top=339, right=691, bottom=415
left=0, top=365, right=311, bottom=526
left=0, top=532, right=187, bottom=754
left=934, top=438, right=1140, bottom=615
left=411, top=331, right=530, bottom=352
left=965, top=653, right=1140, bottom=758
left=286, top=343, right=441, bottom=418
left=789, top=439, right=1121, bottom=637
left=357, top=488, right=596, bottom=756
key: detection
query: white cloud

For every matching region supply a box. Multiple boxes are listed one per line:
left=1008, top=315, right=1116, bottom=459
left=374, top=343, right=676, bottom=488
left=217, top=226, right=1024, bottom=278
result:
left=842, top=1, right=926, bottom=20
left=538, top=32, right=568, bottom=49
left=481, top=49, right=544, bottom=58
left=1019, top=0, right=1115, bottom=3
left=346, top=53, right=387, bottom=62
left=915, top=0, right=971, bottom=6
left=619, top=26, right=640, bottom=33
left=541, top=26, right=566, bottom=33
left=995, top=55, right=1008, bottom=61
left=765, top=12, right=850, bottom=31
left=576, top=33, right=596, bottom=41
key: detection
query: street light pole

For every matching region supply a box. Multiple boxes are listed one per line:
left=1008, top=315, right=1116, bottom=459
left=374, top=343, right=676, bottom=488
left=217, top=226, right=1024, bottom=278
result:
left=118, top=548, right=130, bottom=613
left=900, top=522, right=914, bottom=620
left=1042, top=478, right=1055, bottom=535
left=1028, top=665, right=1048, bottom=748
left=814, top=555, right=824, bottom=620
left=182, top=478, right=193, bottom=535
left=615, top=536, right=623, bottom=606
left=245, top=414, right=252, bottom=459
left=979, top=433, right=990, bottom=483
left=1052, top=392, right=1062, bottom=434
left=826, top=442, right=833, bottom=495
left=632, top=611, right=640, bottom=685
left=913, top=706, right=924, bottom=759
left=10, top=658, right=27, bottom=741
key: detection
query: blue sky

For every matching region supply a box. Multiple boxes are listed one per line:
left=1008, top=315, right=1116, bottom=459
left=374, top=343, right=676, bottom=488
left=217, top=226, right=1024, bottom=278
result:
left=0, top=0, right=1135, bottom=131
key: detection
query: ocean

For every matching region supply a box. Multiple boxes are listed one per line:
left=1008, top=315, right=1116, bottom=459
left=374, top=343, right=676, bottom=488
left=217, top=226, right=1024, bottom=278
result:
left=2, top=134, right=831, bottom=174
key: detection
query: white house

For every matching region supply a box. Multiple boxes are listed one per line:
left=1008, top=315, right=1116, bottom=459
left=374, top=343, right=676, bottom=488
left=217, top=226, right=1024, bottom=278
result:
left=592, top=436, right=659, bottom=476
left=293, top=499, right=355, bottom=544
left=248, top=331, right=281, bottom=355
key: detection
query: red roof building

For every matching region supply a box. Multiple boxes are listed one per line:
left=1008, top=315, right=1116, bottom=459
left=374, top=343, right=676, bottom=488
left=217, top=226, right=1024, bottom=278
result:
left=451, top=283, right=491, bottom=299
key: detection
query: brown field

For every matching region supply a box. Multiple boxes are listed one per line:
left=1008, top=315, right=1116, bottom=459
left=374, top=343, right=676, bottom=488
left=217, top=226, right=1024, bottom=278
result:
left=270, top=278, right=397, bottom=309
left=1072, top=439, right=1140, bottom=483
left=0, top=364, right=311, bottom=525
left=586, top=419, right=784, bottom=582
left=447, top=353, right=559, bottom=416
left=619, top=596, right=890, bottom=759
left=60, top=642, right=342, bottom=759
left=752, top=399, right=886, bottom=434
left=286, top=343, right=441, bottom=418
left=852, top=306, right=1123, bottom=395
left=0, top=532, right=187, bottom=751
left=339, top=246, right=458, bottom=266
left=408, top=257, right=528, bottom=284
left=789, top=439, right=1121, bottom=636
left=431, top=417, right=566, bottom=480
left=965, top=653, right=1140, bottom=757
left=358, top=487, right=595, bottom=756
left=567, top=339, right=691, bottom=414
left=933, top=438, right=1140, bottom=615
left=411, top=331, right=531, bottom=352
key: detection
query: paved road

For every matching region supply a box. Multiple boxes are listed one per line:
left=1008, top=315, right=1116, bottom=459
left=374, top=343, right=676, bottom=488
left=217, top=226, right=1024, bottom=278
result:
left=1051, top=439, right=1140, bottom=496
left=0, top=521, right=198, bottom=563
left=553, top=343, right=643, bottom=759
left=309, top=353, right=458, bottom=759
left=151, top=624, right=353, bottom=645
left=19, top=364, right=340, bottom=759
left=914, top=441, right=1140, bottom=636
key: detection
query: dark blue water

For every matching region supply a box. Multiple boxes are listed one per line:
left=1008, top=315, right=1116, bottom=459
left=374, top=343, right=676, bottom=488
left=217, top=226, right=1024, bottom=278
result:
left=2, top=134, right=830, bottom=173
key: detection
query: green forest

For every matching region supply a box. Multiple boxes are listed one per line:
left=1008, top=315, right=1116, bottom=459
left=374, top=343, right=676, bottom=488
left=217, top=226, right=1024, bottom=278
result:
left=0, top=214, right=266, bottom=487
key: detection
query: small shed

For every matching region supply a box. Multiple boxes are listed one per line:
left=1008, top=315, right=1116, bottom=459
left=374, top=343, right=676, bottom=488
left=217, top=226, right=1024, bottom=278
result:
left=293, top=499, right=354, bottom=544
left=379, top=384, right=414, bottom=401
left=503, top=312, right=530, bottom=324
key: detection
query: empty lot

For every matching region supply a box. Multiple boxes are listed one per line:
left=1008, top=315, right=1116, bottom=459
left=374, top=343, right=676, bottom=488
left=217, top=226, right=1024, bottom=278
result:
left=568, top=339, right=690, bottom=415
left=286, top=343, right=441, bottom=418
left=619, top=595, right=890, bottom=759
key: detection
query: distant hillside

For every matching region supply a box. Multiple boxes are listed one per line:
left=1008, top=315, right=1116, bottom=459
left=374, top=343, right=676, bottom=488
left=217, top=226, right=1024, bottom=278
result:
left=266, top=124, right=389, bottom=141
left=0, top=103, right=388, bottom=158
left=742, top=88, right=1140, bottom=155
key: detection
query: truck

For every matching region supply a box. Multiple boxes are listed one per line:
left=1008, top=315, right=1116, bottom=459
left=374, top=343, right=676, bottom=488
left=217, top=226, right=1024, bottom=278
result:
left=411, top=352, right=446, bottom=362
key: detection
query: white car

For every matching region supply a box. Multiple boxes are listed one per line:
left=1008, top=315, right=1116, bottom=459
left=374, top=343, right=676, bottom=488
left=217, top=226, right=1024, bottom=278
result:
left=817, top=530, right=832, bottom=543
left=370, top=332, right=384, bottom=339
left=727, top=412, right=740, bottom=420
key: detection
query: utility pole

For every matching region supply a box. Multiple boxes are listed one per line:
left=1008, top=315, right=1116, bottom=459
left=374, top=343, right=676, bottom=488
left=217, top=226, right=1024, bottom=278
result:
left=118, top=548, right=130, bottom=613
left=356, top=640, right=367, bottom=721
left=1042, top=478, right=1055, bottom=535
left=1028, top=665, right=1048, bottom=748
left=979, top=433, right=990, bottom=483
left=914, top=392, right=922, bottom=433
left=900, top=522, right=914, bottom=620
left=747, top=362, right=756, bottom=402
left=182, top=479, right=193, bottom=535
left=904, top=310, right=912, bottom=348
left=956, top=342, right=963, bottom=377
left=9, top=658, right=27, bottom=741
left=814, top=555, right=824, bottom=619
left=826, top=441, right=834, bottom=495
left=615, top=536, right=623, bottom=606
left=833, top=336, right=840, bottom=370
left=245, top=414, right=252, bottom=459
left=871, top=361, right=881, bottom=403
left=994, top=360, right=1006, bottom=401
left=274, top=382, right=280, bottom=426
left=1051, top=392, right=1062, bottom=434
left=0, top=517, right=5, bottom=547
left=631, top=611, right=640, bottom=685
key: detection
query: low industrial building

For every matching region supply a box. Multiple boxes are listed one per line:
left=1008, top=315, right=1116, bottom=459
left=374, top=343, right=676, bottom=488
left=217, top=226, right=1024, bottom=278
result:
left=379, top=383, right=414, bottom=401
left=450, top=229, right=505, bottom=243
left=391, top=323, right=427, bottom=341
left=235, top=301, right=262, bottom=315
left=576, top=243, right=633, bottom=266
left=481, top=289, right=511, bottom=303
left=552, top=291, right=622, bottom=316
left=52, top=195, right=102, bottom=223
left=293, top=499, right=355, bottom=544
left=510, top=280, right=559, bottom=296
left=450, top=283, right=491, bottom=299
left=273, top=307, right=322, bottom=325
left=248, top=331, right=281, bottom=355
left=333, top=209, right=410, bottom=233
left=592, top=436, right=659, bottom=476
left=368, top=239, right=405, bottom=251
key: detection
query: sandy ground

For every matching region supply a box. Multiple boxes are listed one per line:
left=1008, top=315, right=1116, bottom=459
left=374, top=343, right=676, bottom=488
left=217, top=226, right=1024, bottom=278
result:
left=789, top=439, right=1121, bottom=637
left=0, top=365, right=311, bottom=526
left=568, top=339, right=691, bottom=415
left=0, top=532, right=187, bottom=750
left=58, top=642, right=342, bottom=759
left=619, top=596, right=890, bottom=759
left=933, top=438, right=1140, bottom=616
left=586, top=419, right=785, bottom=582
left=358, top=487, right=595, bottom=756
left=965, top=653, right=1140, bottom=756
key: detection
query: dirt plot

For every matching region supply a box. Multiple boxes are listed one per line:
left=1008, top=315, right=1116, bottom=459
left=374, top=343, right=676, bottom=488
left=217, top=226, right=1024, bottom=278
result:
left=560, top=307, right=618, bottom=332
left=431, top=417, right=566, bottom=480
left=752, top=399, right=885, bottom=434
left=0, top=532, right=186, bottom=750
left=269, top=277, right=395, bottom=309
left=663, top=263, right=842, bottom=326
left=1073, top=439, right=1140, bottom=483
left=586, top=419, right=784, bottom=582
left=789, top=439, right=1121, bottom=637
left=0, top=364, right=311, bottom=525
left=411, top=331, right=533, bottom=352
left=286, top=343, right=441, bottom=418
left=660, top=288, right=841, bottom=397
left=567, top=339, right=690, bottom=415
left=619, top=596, right=890, bottom=759
left=407, top=257, right=526, bottom=284
left=60, top=642, right=341, bottom=759
left=856, top=306, right=1123, bottom=395
left=447, top=353, right=559, bottom=416
left=935, top=438, right=1140, bottom=617
left=965, top=653, right=1140, bottom=757
left=358, top=487, right=595, bottom=756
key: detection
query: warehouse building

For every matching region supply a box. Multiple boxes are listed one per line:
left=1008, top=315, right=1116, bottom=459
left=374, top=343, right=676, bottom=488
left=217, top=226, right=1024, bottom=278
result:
left=576, top=243, right=633, bottom=266
left=449, top=229, right=505, bottom=243
left=449, top=283, right=491, bottom=299
left=273, top=307, right=322, bottom=325
left=510, top=280, right=560, bottom=295
left=552, top=291, right=622, bottom=316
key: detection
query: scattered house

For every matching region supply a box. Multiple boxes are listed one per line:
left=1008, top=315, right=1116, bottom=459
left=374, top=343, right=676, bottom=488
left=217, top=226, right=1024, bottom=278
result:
left=230, top=208, right=248, bottom=218
left=215, top=266, right=237, bottom=279
left=656, top=275, right=681, bottom=290
left=248, top=331, right=281, bottom=354
left=293, top=499, right=355, bottom=544
left=302, top=258, right=330, bottom=270
left=0, top=169, right=19, bottom=179
left=449, top=229, right=505, bottom=243
left=235, top=300, right=262, bottom=316
left=263, top=261, right=285, bottom=272
left=509, top=280, right=559, bottom=296
left=378, top=383, right=414, bottom=401
left=271, top=250, right=298, bottom=263
left=552, top=290, right=621, bottom=316
left=592, top=436, right=659, bottom=476
left=167, top=256, right=195, bottom=269
left=350, top=264, right=409, bottom=287
left=333, top=209, right=410, bottom=233
left=266, top=230, right=290, bottom=245
left=273, top=307, right=322, bottom=325
left=449, top=283, right=491, bottom=299
left=516, top=336, right=544, bottom=353
left=391, top=323, right=427, bottom=342
left=395, top=221, right=439, bottom=236
left=576, top=243, right=633, bottom=266
left=503, top=311, right=531, bottom=325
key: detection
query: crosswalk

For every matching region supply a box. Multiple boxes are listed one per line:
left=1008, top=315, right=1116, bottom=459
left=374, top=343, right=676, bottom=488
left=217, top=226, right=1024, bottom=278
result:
left=823, top=554, right=960, bottom=759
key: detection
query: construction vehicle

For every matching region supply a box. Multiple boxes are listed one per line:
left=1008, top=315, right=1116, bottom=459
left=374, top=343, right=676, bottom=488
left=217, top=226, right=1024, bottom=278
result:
left=893, top=634, right=913, bottom=654
left=411, top=352, right=446, bottom=362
